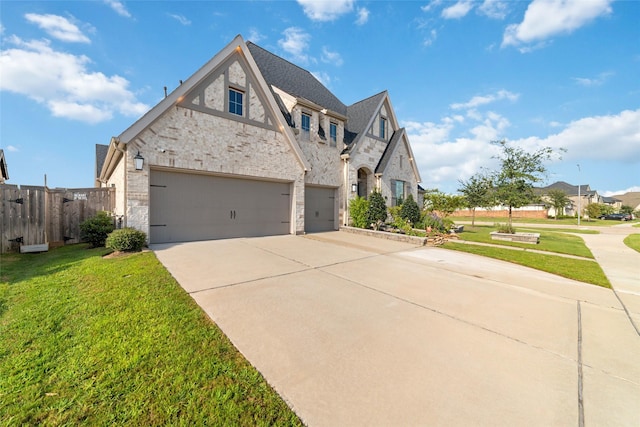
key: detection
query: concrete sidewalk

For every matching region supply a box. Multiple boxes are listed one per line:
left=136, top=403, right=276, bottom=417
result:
left=152, top=232, right=640, bottom=426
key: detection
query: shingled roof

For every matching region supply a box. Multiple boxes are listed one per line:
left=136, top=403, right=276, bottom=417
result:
left=95, top=144, right=109, bottom=180
left=541, top=181, right=596, bottom=196
left=247, top=42, right=347, bottom=117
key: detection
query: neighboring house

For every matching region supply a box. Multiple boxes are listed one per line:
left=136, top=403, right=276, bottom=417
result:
left=0, top=149, right=9, bottom=183
left=538, top=181, right=600, bottom=217
left=601, top=196, right=622, bottom=211
left=612, top=192, right=640, bottom=212
left=96, top=35, right=421, bottom=244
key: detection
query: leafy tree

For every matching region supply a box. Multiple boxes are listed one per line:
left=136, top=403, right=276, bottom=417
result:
left=422, top=189, right=465, bottom=217
left=546, top=189, right=570, bottom=220
left=400, top=194, right=421, bottom=225
left=584, top=203, right=613, bottom=220
left=367, top=191, right=387, bottom=230
left=349, top=196, right=370, bottom=228
left=458, top=172, right=494, bottom=227
left=620, top=205, right=634, bottom=215
left=490, top=140, right=560, bottom=230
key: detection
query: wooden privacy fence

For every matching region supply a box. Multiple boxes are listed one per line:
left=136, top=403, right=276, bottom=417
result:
left=0, top=185, right=115, bottom=253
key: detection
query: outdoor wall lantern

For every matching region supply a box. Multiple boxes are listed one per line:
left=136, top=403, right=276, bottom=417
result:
left=351, top=183, right=357, bottom=193
left=134, top=151, right=144, bottom=171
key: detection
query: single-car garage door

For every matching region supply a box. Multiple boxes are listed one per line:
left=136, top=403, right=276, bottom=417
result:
left=304, top=186, right=336, bottom=233
left=150, top=170, right=291, bottom=244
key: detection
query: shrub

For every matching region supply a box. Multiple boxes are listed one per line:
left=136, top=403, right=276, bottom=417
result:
left=349, top=196, right=370, bottom=228
left=367, top=191, right=387, bottom=230
left=423, top=213, right=453, bottom=234
left=495, top=222, right=516, bottom=234
left=80, top=211, right=114, bottom=247
left=106, top=228, right=147, bottom=252
left=400, top=194, right=420, bottom=225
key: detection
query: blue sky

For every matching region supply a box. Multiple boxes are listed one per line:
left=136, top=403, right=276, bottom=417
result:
left=1, top=0, right=638, bottom=196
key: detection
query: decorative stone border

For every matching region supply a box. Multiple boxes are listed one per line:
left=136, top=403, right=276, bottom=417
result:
left=490, top=231, right=540, bottom=244
left=340, top=226, right=433, bottom=245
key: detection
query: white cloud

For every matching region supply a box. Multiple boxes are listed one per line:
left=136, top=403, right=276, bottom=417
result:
left=25, top=13, right=90, bottom=43
left=355, top=7, right=370, bottom=25
left=441, top=1, right=474, bottom=19
left=513, top=109, right=640, bottom=162
left=168, top=13, right=191, bottom=26
left=572, top=71, right=614, bottom=87
left=297, top=0, right=354, bottom=22
left=450, top=89, right=519, bottom=110
left=423, top=29, right=438, bottom=47
left=601, top=186, right=640, bottom=197
left=421, top=0, right=442, bottom=13
left=6, top=145, right=19, bottom=152
left=478, top=0, right=509, bottom=19
left=104, top=0, right=132, bottom=18
left=0, top=36, right=148, bottom=124
left=502, top=0, right=613, bottom=49
left=247, top=28, right=265, bottom=44
left=278, top=27, right=311, bottom=64
left=321, top=47, right=343, bottom=66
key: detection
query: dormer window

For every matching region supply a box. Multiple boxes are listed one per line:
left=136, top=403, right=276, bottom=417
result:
left=301, top=112, right=311, bottom=140
left=330, top=122, right=337, bottom=147
left=229, top=88, right=243, bottom=116
left=379, top=117, right=387, bottom=139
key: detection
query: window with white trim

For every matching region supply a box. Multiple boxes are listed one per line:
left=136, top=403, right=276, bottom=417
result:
left=379, top=117, right=387, bottom=139
left=391, top=179, right=405, bottom=206
left=301, top=112, right=311, bottom=140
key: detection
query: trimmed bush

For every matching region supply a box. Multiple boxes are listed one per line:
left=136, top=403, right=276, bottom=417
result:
left=80, top=211, right=114, bottom=247
left=106, top=228, right=147, bottom=252
left=367, top=191, right=387, bottom=230
left=400, top=194, right=420, bottom=225
left=495, top=223, right=516, bottom=234
left=349, top=196, right=370, bottom=228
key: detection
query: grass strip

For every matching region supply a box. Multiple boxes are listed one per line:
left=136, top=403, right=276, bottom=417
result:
left=450, top=216, right=638, bottom=227
left=443, top=243, right=611, bottom=288
left=0, top=245, right=301, bottom=426
left=623, top=234, right=640, bottom=254
left=455, top=225, right=595, bottom=258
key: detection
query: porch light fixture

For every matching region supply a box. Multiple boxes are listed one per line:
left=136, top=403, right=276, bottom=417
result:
left=351, top=183, right=357, bottom=193
left=134, top=151, right=144, bottom=171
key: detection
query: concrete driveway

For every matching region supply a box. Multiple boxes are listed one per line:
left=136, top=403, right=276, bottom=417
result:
left=152, top=231, right=639, bottom=426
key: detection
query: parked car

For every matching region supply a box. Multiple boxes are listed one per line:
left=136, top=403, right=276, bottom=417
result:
left=599, top=213, right=632, bottom=221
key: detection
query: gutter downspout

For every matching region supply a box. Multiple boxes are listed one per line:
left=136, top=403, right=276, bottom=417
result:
left=341, top=153, right=350, bottom=226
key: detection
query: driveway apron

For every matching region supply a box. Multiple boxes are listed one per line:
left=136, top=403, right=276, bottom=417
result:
left=152, top=231, right=640, bottom=426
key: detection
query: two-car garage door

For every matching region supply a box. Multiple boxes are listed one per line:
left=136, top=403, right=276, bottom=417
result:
left=150, top=170, right=291, bottom=244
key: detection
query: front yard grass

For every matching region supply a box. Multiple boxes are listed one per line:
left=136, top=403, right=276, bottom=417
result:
left=452, top=225, right=595, bottom=258
left=450, top=216, right=639, bottom=227
left=442, top=243, right=611, bottom=288
left=623, top=234, right=640, bottom=254
left=0, top=245, right=301, bottom=426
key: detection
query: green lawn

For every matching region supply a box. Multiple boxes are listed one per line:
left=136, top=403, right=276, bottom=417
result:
left=623, top=234, right=640, bottom=254
left=0, top=245, right=301, bottom=426
left=442, top=243, right=611, bottom=288
left=453, top=225, right=595, bottom=258
left=450, top=216, right=639, bottom=227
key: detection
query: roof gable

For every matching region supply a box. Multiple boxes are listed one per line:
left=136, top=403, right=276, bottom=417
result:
left=375, top=128, right=421, bottom=182
left=111, top=35, right=309, bottom=173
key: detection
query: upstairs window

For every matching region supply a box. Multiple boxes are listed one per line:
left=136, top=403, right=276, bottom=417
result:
left=379, top=117, right=387, bottom=139
left=229, top=88, right=243, bottom=116
left=330, top=122, right=337, bottom=147
left=301, top=113, right=311, bottom=139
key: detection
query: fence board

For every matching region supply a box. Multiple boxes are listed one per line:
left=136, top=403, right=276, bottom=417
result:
left=0, top=185, right=115, bottom=253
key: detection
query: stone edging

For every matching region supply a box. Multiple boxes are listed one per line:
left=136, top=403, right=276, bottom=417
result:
left=340, top=226, right=428, bottom=245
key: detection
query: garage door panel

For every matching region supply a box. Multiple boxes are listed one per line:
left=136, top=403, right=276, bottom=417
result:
left=305, top=186, right=336, bottom=233
left=150, top=170, right=291, bottom=243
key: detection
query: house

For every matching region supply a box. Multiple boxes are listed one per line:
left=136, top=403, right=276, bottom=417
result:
left=601, top=195, right=622, bottom=211
left=96, top=35, right=421, bottom=244
left=0, top=149, right=9, bottom=183
left=612, top=192, right=640, bottom=213
left=538, top=181, right=600, bottom=217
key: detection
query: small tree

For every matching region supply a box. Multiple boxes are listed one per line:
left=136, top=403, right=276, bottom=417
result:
left=490, top=140, right=561, bottom=230
left=546, top=189, right=570, bottom=220
left=80, top=211, right=114, bottom=247
left=367, top=191, right=387, bottom=230
left=349, top=196, right=370, bottom=228
left=400, top=194, right=420, bottom=225
left=422, top=189, right=465, bottom=217
left=620, top=205, right=634, bottom=215
left=458, top=172, right=494, bottom=227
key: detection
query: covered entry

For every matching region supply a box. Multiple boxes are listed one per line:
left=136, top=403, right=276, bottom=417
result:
left=304, top=186, right=336, bottom=233
left=150, top=170, right=291, bottom=244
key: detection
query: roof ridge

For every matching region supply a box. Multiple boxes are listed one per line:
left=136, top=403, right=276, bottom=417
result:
left=348, top=90, right=387, bottom=108
left=247, top=41, right=319, bottom=81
